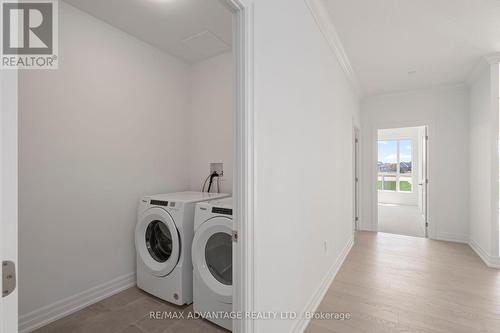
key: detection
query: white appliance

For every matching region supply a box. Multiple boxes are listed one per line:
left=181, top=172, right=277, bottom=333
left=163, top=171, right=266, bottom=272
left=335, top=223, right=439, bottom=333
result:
left=192, top=197, right=233, bottom=331
left=135, top=191, right=230, bottom=305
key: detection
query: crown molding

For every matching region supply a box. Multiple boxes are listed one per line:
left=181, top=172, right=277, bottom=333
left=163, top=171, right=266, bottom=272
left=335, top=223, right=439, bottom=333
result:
left=466, top=57, right=489, bottom=85
left=484, top=52, right=500, bottom=65
left=466, top=52, right=500, bottom=85
left=304, top=0, right=363, bottom=97
left=364, top=81, right=467, bottom=101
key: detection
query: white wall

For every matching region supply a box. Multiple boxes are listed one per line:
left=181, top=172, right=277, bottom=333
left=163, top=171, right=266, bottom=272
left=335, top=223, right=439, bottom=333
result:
left=377, top=127, right=420, bottom=206
left=360, top=85, right=470, bottom=243
left=187, top=53, right=233, bottom=194
left=251, top=0, right=360, bottom=332
left=18, top=2, right=233, bottom=329
left=469, top=63, right=499, bottom=260
left=19, top=2, right=190, bottom=318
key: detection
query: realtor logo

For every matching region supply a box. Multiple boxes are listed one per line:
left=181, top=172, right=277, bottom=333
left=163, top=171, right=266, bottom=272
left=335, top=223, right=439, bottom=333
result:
left=1, top=0, right=58, bottom=69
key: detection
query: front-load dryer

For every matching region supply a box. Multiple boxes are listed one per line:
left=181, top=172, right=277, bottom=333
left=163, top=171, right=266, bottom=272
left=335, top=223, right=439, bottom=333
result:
left=192, top=197, right=233, bottom=331
left=135, top=191, right=230, bottom=305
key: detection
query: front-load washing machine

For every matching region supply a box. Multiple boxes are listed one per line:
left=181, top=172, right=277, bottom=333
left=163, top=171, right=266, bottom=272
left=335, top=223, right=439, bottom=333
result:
left=135, top=191, right=230, bottom=305
left=192, top=197, right=233, bottom=331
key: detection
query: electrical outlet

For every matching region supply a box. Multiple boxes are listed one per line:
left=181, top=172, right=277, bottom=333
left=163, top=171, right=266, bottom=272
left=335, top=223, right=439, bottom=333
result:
left=210, top=163, right=224, bottom=176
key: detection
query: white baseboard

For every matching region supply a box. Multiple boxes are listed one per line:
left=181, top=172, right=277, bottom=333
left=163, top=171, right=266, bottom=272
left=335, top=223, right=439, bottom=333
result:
left=469, top=240, right=500, bottom=269
left=19, top=272, right=136, bottom=333
left=434, top=232, right=468, bottom=244
left=291, top=236, right=354, bottom=333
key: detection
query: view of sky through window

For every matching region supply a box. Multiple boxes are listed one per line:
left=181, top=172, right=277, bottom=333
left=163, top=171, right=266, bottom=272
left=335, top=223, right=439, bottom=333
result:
left=378, top=140, right=397, bottom=164
left=399, top=139, right=412, bottom=163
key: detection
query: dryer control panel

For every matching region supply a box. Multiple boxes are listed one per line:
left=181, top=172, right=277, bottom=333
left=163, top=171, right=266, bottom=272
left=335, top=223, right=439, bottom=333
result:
left=212, top=207, right=232, bottom=216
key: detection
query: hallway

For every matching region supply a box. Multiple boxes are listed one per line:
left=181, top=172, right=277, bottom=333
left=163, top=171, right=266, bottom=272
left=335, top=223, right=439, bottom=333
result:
left=306, top=232, right=500, bottom=333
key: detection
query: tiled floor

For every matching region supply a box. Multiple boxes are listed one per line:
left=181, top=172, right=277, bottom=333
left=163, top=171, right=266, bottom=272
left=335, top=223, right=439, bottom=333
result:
left=305, top=231, right=500, bottom=333
left=33, top=287, right=227, bottom=333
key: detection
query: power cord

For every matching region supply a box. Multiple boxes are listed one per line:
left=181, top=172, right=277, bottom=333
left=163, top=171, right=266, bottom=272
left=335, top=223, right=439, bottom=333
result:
left=201, top=174, right=211, bottom=192
left=207, top=171, right=219, bottom=193
left=202, top=171, right=220, bottom=192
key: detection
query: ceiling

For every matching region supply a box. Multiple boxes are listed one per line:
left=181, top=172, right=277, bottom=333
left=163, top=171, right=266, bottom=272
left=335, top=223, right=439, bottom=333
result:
left=63, top=0, right=232, bottom=63
left=322, top=0, right=500, bottom=96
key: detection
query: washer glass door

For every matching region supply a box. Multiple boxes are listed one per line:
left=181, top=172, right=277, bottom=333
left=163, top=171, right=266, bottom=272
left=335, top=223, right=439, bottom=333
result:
left=136, top=207, right=180, bottom=277
left=146, top=220, right=173, bottom=263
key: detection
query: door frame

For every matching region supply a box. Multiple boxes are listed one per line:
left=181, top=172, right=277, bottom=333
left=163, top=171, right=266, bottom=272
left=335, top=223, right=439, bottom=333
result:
left=1, top=67, right=19, bottom=333
left=1, top=0, right=255, bottom=332
left=224, top=1, right=255, bottom=333
left=371, top=124, right=431, bottom=238
left=420, top=126, right=429, bottom=238
left=353, top=126, right=360, bottom=231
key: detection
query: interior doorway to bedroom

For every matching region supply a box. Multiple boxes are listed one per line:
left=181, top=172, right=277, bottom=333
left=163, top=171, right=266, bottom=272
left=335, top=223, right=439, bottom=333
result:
left=377, top=126, right=428, bottom=238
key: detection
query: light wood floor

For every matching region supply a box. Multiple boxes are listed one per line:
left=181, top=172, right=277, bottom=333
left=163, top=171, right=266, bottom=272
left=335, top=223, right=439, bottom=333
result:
left=33, top=287, right=227, bottom=333
left=306, top=231, right=500, bottom=333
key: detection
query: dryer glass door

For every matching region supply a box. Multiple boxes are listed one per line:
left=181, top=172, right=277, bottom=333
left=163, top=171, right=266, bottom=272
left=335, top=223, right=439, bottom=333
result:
left=192, top=216, right=232, bottom=303
left=205, top=232, right=232, bottom=285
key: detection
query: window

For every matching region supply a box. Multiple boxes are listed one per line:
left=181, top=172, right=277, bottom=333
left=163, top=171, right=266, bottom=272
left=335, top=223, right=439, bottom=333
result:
left=378, top=139, right=413, bottom=192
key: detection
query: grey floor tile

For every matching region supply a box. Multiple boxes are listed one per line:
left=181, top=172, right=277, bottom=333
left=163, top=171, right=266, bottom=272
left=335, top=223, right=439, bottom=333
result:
left=119, top=325, right=146, bottom=333
left=134, top=314, right=177, bottom=333
left=33, top=287, right=229, bottom=333
left=32, top=303, right=110, bottom=333
left=100, top=287, right=147, bottom=311
left=119, top=325, right=147, bottom=333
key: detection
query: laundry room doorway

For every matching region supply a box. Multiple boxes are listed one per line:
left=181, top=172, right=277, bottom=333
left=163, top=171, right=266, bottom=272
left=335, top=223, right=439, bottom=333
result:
left=7, top=0, right=255, bottom=332
left=223, top=1, right=254, bottom=332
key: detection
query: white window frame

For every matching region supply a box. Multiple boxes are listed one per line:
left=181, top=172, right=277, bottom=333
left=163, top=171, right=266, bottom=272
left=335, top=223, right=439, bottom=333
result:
left=378, top=138, right=413, bottom=193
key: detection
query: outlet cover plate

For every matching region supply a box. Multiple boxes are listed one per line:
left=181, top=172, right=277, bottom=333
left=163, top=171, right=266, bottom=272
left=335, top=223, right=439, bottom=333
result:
left=210, top=163, right=224, bottom=176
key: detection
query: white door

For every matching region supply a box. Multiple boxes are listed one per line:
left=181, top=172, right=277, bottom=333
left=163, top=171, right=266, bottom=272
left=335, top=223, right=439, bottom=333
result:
left=1, top=69, right=19, bottom=332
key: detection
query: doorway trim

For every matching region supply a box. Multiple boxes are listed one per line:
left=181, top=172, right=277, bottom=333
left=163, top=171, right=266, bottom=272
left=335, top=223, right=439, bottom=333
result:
left=0, top=63, right=19, bottom=333
left=225, top=1, right=255, bottom=333
left=353, top=126, right=360, bottom=231
left=2, top=1, right=256, bottom=332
